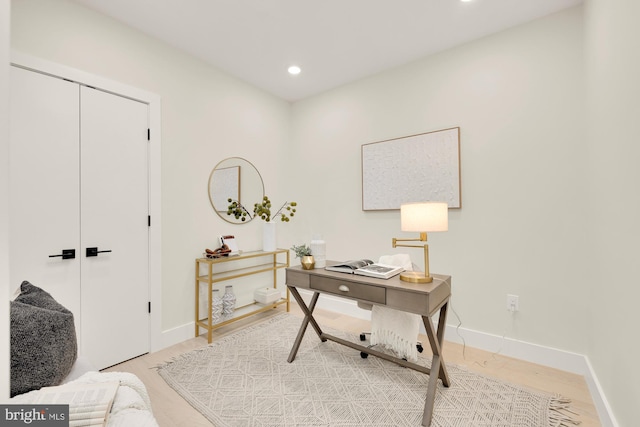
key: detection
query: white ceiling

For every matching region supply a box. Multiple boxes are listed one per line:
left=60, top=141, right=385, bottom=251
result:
left=73, top=0, right=583, bottom=102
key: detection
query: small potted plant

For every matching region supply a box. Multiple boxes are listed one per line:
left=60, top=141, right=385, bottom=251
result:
left=291, top=244, right=315, bottom=270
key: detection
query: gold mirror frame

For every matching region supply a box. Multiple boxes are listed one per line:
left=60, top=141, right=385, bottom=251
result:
left=208, top=157, right=264, bottom=224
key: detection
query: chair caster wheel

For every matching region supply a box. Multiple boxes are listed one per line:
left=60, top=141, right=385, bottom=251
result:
left=360, top=333, right=366, bottom=341
left=360, top=352, right=368, bottom=359
left=417, top=344, right=424, bottom=353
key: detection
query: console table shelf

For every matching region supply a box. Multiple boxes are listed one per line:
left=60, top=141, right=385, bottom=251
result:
left=195, top=249, right=290, bottom=343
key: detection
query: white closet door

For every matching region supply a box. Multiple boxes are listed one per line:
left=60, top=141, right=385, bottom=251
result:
left=9, top=67, right=81, bottom=325
left=80, top=86, right=150, bottom=369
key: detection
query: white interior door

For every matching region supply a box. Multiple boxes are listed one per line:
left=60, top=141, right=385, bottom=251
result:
left=80, top=87, right=150, bottom=369
left=10, top=66, right=150, bottom=370
left=9, top=67, right=81, bottom=326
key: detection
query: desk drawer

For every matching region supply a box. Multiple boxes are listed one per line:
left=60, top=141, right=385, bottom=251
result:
left=310, top=276, right=386, bottom=304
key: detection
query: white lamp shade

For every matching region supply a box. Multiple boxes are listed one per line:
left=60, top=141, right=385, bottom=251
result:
left=401, top=202, right=448, bottom=232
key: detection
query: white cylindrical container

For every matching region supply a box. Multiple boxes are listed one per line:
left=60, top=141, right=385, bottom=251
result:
left=263, top=222, right=276, bottom=252
left=310, top=234, right=326, bottom=268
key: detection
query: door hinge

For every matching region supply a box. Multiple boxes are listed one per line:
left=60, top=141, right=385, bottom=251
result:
left=148, top=215, right=151, bottom=227
left=147, top=128, right=150, bottom=141
left=148, top=301, right=151, bottom=313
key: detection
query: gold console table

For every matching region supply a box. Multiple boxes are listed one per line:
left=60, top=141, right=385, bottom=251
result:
left=195, top=249, right=290, bottom=343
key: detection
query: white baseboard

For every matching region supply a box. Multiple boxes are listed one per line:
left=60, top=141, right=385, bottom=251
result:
left=161, top=321, right=198, bottom=350
left=582, top=358, right=619, bottom=427
left=158, top=291, right=372, bottom=351
left=159, top=291, right=616, bottom=426
left=443, top=322, right=617, bottom=426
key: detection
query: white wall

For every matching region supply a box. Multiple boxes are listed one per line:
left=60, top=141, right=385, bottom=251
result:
left=585, top=0, right=640, bottom=425
left=10, top=0, right=291, bottom=331
left=9, top=0, right=638, bottom=423
left=288, top=7, right=588, bottom=354
left=1, top=0, right=10, bottom=401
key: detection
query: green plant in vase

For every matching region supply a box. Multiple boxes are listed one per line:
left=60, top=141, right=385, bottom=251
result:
left=291, top=244, right=315, bottom=270
left=254, top=196, right=297, bottom=222
left=227, top=196, right=297, bottom=222
left=227, top=196, right=298, bottom=252
left=226, top=199, right=252, bottom=222
left=291, top=244, right=312, bottom=258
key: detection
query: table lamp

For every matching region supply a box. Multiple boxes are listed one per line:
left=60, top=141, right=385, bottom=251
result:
left=392, top=202, right=448, bottom=283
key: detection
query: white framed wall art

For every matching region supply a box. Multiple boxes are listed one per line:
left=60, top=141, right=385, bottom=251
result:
left=362, top=127, right=461, bottom=210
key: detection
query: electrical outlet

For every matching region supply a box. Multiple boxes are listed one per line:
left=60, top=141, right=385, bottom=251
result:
left=506, top=294, right=519, bottom=312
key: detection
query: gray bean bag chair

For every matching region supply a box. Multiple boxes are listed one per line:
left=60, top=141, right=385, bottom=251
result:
left=10, top=281, right=77, bottom=397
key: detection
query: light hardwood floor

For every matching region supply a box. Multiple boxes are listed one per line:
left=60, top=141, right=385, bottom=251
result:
left=105, top=304, right=601, bottom=426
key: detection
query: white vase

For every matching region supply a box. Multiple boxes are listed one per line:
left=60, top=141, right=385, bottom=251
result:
left=262, top=222, right=276, bottom=252
left=222, top=285, right=236, bottom=315
left=211, top=289, right=223, bottom=324
left=310, top=234, right=326, bottom=268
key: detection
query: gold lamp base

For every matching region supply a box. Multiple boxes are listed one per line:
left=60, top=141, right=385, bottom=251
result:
left=400, top=271, right=433, bottom=284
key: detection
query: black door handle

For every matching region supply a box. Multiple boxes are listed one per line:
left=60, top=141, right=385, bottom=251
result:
left=86, top=247, right=112, bottom=257
left=49, top=249, right=76, bottom=259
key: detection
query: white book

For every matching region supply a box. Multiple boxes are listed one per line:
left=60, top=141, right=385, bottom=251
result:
left=325, top=259, right=404, bottom=279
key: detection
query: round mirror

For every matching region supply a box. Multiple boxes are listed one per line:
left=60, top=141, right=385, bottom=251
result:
left=208, top=157, right=264, bottom=224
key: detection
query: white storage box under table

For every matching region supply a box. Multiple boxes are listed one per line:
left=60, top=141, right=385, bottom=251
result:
left=254, top=287, right=282, bottom=304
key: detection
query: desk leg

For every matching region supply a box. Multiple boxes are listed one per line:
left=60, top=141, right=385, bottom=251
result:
left=436, top=302, right=450, bottom=386
left=287, top=287, right=325, bottom=363
left=421, top=302, right=451, bottom=427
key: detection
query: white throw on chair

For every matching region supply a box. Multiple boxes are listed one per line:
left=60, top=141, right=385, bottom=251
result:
left=359, top=254, right=423, bottom=361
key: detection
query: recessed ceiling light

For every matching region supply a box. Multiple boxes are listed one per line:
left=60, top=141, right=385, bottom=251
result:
left=288, top=65, right=301, bottom=75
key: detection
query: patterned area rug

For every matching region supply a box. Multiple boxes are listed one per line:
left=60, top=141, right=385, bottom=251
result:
left=158, top=313, right=579, bottom=426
